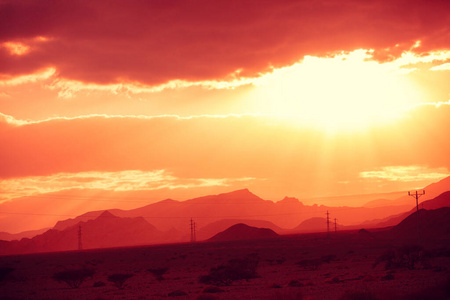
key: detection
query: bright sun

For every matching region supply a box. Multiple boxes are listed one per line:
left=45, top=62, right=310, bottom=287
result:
left=252, top=50, right=423, bottom=131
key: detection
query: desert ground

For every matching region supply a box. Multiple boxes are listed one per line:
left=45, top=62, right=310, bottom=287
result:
left=1, top=231, right=449, bottom=300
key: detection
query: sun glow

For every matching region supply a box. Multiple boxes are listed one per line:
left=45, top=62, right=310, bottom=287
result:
left=252, top=50, right=424, bottom=131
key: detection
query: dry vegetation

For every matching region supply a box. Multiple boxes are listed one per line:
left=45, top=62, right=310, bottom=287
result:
left=0, top=232, right=449, bottom=299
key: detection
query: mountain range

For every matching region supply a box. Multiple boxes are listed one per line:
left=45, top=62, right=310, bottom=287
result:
left=0, top=176, right=449, bottom=255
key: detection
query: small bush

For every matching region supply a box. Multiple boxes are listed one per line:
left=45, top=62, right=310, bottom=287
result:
left=202, top=286, right=224, bottom=293
left=107, top=273, right=133, bottom=289
left=148, top=267, right=169, bottom=281
left=0, top=267, right=14, bottom=283
left=93, top=281, right=106, bottom=287
left=287, top=279, right=303, bottom=287
left=296, top=258, right=321, bottom=270
left=199, top=254, right=259, bottom=286
left=168, top=289, right=187, bottom=297
left=339, top=289, right=379, bottom=300
left=52, top=268, right=95, bottom=289
left=270, top=289, right=304, bottom=300
left=373, top=245, right=430, bottom=270
left=196, top=295, right=218, bottom=300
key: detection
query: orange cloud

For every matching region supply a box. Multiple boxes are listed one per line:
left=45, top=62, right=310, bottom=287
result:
left=359, top=165, right=449, bottom=182
left=0, top=170, right=258, bottom=201
left=1, top=104, right=450, bottom=200
left=1, top=0, right=449, bottom=86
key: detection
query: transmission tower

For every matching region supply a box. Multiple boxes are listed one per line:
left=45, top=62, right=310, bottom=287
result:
left=78, top=225, right=83, bottom=250
left=334, top=218, right=337, bottom=233
left=408, top=190, right=425, bottom=243
left=190, top=218, right=196, bottom=243
left=326, top=211, right=330, bottom=238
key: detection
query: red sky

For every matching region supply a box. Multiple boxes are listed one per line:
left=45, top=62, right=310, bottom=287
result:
left=1, top=0, right=450, bottom=225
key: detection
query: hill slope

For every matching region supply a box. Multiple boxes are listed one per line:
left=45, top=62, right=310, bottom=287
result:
left=0, top=211, right=177, bottom=255
left=208, top=223, right=279, bottom=242
left=390, top=207, right=450, bottom=238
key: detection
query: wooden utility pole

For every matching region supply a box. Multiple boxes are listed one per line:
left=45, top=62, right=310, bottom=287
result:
left=78, top=225, right=83, bottom=250
left=408, top=190, right=425, bottom=243
left=190, top=218, right=196, bottom=243
left=326, top=211, right=330, bottom=238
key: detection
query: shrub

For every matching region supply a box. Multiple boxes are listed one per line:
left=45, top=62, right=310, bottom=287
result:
left=168, top=289, right=187, bottom=297
left=339, top=289, right=379, bottom=300
left=107, top=273, right=133, bottom=289
left=373, top=245, right=430, bottom=270
left=287, top=280, right=304, bottom=287
left=52, top=268, right=95, bottom=288
left=199, top=254, right=259, bottom=286
left=296, top=258, right=322, bottom=270
left=270, top=289, right=304, bottom=300
left=148, top=267, right=169, bottom=281
left=0, top=267, right=14, bottom=283
left=202, top=286, right=224, bottom=293
left=93, top=281, right=106, bottom=287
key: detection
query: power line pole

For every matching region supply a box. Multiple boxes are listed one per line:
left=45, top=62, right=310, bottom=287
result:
left=190, top=218, right=196, bottom=243
left=326, top=211, right=330, bottom=238
left=194, top=221, right=197, bottom=242
left=334, top=218, right=337, bottom=233
left=78, top=225, right=82, bottom=250
left=408, top=190, right=425, bottom=244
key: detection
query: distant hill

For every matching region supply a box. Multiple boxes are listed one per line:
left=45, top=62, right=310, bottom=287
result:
left=292, top=217, right=328, bottom=233
left=51, top=188, right=414, bottom=234
left=2, top=176, right=449, bottom=234
left=363, top=198, right=397, bottom=208
left=196, top=219, right=285, bottom=240
left=374, top=176, right=450, bottom=207
left=362, top=190, right=450, bottom=229
left=390, top=207, right=450, bottom=238
left=0, top=228, right=49, bottom=241
left=208, top=223, right=278, bottom=242
left=0, top=211, right=180, bottom=255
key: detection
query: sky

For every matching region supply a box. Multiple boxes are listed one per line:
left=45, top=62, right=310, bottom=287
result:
left=1, top=0, right=450, bottom=216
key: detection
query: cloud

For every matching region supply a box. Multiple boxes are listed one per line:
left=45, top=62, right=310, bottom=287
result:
left=1, top=102, right=450, bottom=199
left=359, top=165, right=449, bottom=182
left=430, top=63, right=450, bottom=71
left=0, top=67, right=55, bottom=86
left=0, top=169, right=257, bottom=201
left=1, top=0, right=449, bottom=87
left=48, top=72, right=254, bottom=98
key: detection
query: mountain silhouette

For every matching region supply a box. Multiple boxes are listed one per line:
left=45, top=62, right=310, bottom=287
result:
left=208, top=223, right=279, bottom=242
left=0, top=211, right=177, bottom=255
left=390, top=207, right=450, bottom=238
left=51, top=189, right=416, bottom=235
left=292, top=217, right=328, bottom=233
left=363, top=190, right=450, bottom=229
left=196, top=219, right=284, bottom=240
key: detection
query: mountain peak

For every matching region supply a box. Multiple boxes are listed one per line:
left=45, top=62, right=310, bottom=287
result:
left=96, top=210, right=118, bottom=220
left=209, top=223, right=278, bottom=242
left=217, top=189, right=263, bottom=201
left=226, top=188, right=254, bottom=196
left=278, top=196, right=302, bottom=205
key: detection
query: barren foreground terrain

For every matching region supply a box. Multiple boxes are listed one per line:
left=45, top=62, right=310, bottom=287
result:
left=1, top=231, right=449, bottom=300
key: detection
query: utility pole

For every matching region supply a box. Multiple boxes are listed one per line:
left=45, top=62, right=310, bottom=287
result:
left=326, top=211, right=330, bottom=238
left=78, top=225, right=82, bottom=250
left=190, top=218, right=196, bottom=243
left=194, top=221, right=197, bottom=242
left=334, top=218, right=337, bottom=233
left=408, top=190, right=425, bottom=244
